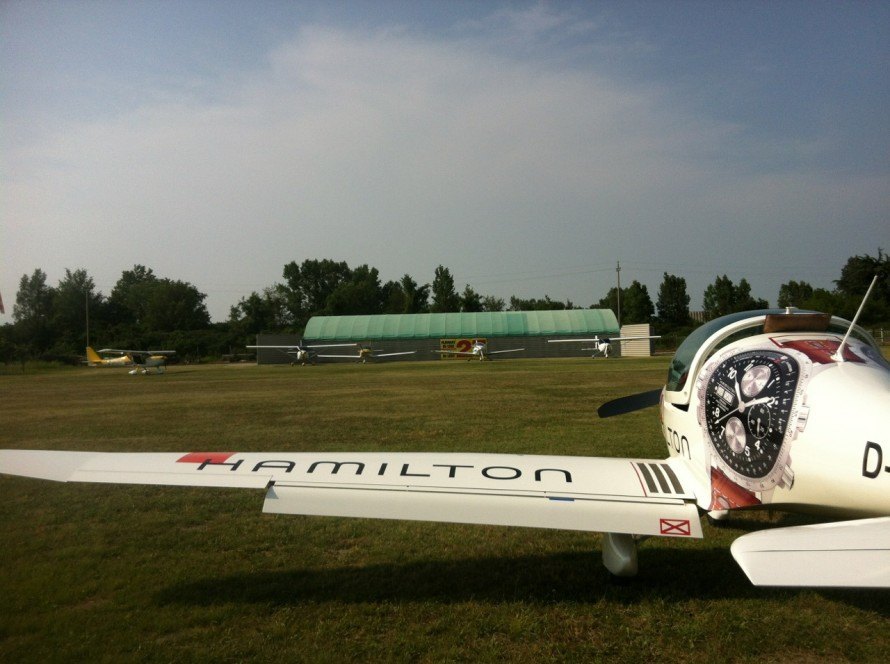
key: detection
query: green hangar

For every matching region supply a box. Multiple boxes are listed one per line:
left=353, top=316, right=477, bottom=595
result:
left=253, top=309, right=626, bottom=363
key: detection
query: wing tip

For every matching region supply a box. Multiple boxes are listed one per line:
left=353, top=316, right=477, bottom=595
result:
left=0, top=450, right=96, bottom=482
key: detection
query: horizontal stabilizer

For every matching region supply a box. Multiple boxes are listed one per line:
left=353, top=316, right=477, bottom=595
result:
left=730, top=517, right=890, bottom=588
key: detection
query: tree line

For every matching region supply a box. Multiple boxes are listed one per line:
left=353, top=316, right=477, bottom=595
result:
left=3, top=251, right=887, bottom=363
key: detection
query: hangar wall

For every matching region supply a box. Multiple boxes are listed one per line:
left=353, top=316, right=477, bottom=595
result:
left=254, top=310, right=623, bottom=364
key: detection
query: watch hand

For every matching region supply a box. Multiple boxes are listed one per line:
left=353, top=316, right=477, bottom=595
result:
left=743, top=395, right=775, bottom=408
left=716, top=395, right=774, bottom=424
left=716, top=406, right=741, bottom=424
left=734, top=378, right=744, bottom=413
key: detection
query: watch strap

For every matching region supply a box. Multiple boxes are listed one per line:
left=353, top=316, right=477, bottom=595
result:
left=710, top=466, right=761, bottom=510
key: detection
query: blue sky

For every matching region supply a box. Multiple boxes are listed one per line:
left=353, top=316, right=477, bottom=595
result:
left=2, top=1, right=888, bottom=322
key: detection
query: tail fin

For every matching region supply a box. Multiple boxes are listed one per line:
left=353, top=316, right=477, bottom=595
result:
left=86, top=347, right=104, bottom=365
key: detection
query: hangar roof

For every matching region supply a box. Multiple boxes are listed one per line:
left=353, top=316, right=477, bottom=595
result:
left=304, top=309, right=618, bottom=340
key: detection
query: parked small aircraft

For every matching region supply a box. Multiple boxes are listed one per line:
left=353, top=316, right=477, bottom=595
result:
left=548, top=335, right=660, bottom=357
left=432, top=339, right=525, bottom=361
left=317, top=343, right=416, bottom=364
left=3, top=290, right=888, bottom=588
left=86, top=347, right=176, bottom=374
left=247, top=343, right=356, bottom=366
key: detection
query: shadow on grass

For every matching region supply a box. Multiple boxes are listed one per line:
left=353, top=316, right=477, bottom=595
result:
left=154, top=548, right=890, bottom=613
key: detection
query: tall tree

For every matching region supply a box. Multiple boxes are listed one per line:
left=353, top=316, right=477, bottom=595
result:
left=702, top=275, right=768, bottom=319
left=460, top=285, right=483, bottom=312
left=13, top=268, right=56, bottom=352
left=805, top=288, right=844, bottom=315
left=777, top=280, right=814, bottom=309
left=596, top=282, right=654, bottom=323
left=400, top=274, right=430, bottom=314
left=281, top=259, right=352, bottom=328
left=382, top=274, right=430, bottom=314
left=736, top=278, right=768, bottom=311
left=656, top=273, right=691, bottom=328
left=53, top=268, right=104, bottom=349
left=835, top=249, right=889, bottom=300
left=142, top=279, right=210, bottom=331
left=481, top=295, right=505, bottom=312
left=229, top=287, right=291, bottom=334
left=109, top=265, right=157, bottom=327
left=834, top=250, right=889, bottom=322
left=509, top=295, right=574, bottom=311
left=430, top=265, right=460, bottom=312
left=325, top=265, right=383, bottom=316
left=702, top=275, right=736, bottom=319
left=620, top=280, right=654, bottom=324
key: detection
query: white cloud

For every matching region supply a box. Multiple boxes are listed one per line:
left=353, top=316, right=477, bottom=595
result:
left=3, top=16, right=887, bottom=320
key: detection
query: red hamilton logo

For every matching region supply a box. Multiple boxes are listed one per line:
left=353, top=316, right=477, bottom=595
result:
left=177, top=452, right=236, bottom=464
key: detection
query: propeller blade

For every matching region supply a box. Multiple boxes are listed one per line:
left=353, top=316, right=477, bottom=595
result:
left=597, top=389, right=662, bottom=418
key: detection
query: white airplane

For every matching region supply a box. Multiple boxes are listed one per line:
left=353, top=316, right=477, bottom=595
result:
left=2, top=296, right=888, bottom=588
left=86, top=347, right=176, bottom=374
left=316, top=342, right=416, bottom=364
left=432, top=339, right=525, bottom=361
left=246, top=343, right=357, bottom=366
left=548, top=335, right=660, bottom=357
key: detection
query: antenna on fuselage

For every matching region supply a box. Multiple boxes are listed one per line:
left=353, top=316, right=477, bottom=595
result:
left=832, top=274, right=879, bottom=362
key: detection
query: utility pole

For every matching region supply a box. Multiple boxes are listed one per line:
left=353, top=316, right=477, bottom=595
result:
left=616, top=260, right=622, bottom=329
left=85, top=289, right=90, bottom=350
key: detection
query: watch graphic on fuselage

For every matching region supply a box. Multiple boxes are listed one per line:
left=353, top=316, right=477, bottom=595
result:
left=696, top=345, right=812, bottom=509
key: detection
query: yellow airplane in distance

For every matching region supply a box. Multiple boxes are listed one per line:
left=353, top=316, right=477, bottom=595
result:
left=86, top=347, right=176, bottom=374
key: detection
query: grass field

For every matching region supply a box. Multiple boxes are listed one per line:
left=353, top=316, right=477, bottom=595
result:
left=1, top=358, right=888, bottom=662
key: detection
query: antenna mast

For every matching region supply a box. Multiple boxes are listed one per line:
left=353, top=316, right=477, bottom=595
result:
left=832, top=274, right=878, bottom=362
left=616, top=260, right=622, bottom=329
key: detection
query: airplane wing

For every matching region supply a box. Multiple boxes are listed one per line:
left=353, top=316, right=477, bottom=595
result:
left=431, top=350, right=474, bottom=356
left=315, top=354, right=359, bottom=359
left=374, top=351, right=417, bottom=358
left=99, top=348, right=176, bottom=356
left=0, top=450, right=702, bottom=539
left=488, top=348, right=525, bottom=355
left=730, top=517, right=890, bottom=588
left=247, top=344, right=356, bottom=350
left=548, top=336, right=659, bottom=343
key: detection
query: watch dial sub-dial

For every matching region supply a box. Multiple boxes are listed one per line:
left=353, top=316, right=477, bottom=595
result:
left=740, top=364, right=771, bottom=398
left=747, top=403, right=771, bottom=439
left=725, top=417, right=747, bottom=454
left=703, top=350, right=800, bottom=479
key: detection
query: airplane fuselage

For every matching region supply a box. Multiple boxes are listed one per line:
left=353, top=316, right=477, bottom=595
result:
left=469, top=342, right=488, bottom=360
left=660, top=318, right=890, bottom=520
left=128, top=355, right=169, bottom=374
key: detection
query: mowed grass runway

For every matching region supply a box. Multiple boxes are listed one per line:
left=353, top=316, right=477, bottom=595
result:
left=1, top=358, right=887, bottom=662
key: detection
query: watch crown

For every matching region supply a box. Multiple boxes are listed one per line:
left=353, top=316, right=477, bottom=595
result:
left=796, top=405, right=810, bottom=433
left=781, top=464, right=794, bottom=490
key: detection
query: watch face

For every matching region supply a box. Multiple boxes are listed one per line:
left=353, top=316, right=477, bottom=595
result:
left=701, top=349, right=800, bottom=480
